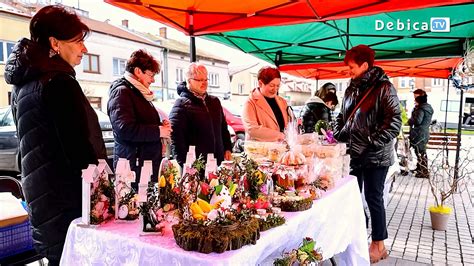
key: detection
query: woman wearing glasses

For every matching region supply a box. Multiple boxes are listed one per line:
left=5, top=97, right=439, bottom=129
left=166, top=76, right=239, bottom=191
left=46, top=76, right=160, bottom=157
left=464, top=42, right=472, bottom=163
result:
left=169, top=63, right=232, bottom=166
left=108, top=49, right=171, bottom=187
left=242, top=66, right=289, bottom=141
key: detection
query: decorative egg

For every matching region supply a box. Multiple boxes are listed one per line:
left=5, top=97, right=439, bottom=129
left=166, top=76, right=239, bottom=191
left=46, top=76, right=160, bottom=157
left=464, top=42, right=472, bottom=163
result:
left=119, top=187, right=130, bottom=198
left=210, top=185, right=231, bottom=209
left=118, top=205, right=129, bottom=219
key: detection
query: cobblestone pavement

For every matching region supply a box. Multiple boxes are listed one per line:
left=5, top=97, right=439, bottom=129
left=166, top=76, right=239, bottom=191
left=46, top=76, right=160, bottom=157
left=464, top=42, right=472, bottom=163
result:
left=373, top=171, right=473, bottom=265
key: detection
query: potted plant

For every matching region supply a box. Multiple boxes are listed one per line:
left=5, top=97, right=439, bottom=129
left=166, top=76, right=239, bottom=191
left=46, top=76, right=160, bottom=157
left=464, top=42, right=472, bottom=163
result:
left=426, top=148, right=473, bottom=230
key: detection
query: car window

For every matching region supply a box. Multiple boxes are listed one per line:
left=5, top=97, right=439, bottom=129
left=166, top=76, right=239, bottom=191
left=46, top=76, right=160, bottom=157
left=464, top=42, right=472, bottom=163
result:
left=0, top=106, right=9, bottom=126
left=94, top=109, right=111, bottom=124
left=221, top=102, right=242, bottom=117
left=3, top=108, right=15, bottom=126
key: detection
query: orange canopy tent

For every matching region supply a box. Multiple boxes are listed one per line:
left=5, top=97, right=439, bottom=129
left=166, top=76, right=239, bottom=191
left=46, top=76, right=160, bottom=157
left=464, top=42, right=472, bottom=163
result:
left=104, top=0, right=470, bottom=36
left=279, top=58, right=463, bottom=79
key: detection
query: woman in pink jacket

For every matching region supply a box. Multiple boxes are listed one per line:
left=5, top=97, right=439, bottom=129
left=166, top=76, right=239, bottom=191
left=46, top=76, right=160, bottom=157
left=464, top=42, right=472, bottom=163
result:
left=242, top=66, right=289, bottom=141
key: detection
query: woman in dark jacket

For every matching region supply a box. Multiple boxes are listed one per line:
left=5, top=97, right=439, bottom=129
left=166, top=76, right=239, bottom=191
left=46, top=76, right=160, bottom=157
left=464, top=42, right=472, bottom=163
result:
left=4, top=6, right=105, bottom=264
left=408, top=89, right=433, bottom=178
left=301, top=91, right=338, bottom=133
left=334, top=45, right=401, bottom=264
left=108, top=49, right=171, bottom=185
left=170, top=63, right=232, bottom=166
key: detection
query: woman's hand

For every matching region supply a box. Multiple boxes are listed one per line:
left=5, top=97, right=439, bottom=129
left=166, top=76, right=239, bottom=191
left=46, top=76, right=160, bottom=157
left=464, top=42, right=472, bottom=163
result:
left=159, top=121, right=172, bottom=139
left=224, top=150, right=232, bottom=160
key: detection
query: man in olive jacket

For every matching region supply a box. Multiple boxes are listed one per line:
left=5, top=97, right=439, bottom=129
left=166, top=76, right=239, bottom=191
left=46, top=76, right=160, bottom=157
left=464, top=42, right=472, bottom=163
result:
left=334, top=45, right=401, bottom=264
left=408, top=89, right=433, bottom=178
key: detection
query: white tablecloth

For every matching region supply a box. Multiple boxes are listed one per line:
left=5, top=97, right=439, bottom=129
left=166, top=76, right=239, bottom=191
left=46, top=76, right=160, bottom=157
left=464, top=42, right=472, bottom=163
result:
left=61, top=175, right=369, bottom=265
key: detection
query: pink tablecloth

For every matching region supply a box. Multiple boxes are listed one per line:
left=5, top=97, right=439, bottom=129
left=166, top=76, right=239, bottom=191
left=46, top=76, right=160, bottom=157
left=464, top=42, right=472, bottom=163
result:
left=61, top=175, right=369, bottom=265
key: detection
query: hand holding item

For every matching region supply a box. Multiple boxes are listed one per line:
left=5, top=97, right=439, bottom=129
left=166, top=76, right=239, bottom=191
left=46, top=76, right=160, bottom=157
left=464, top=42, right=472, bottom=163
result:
left=277, top=132, right=286, bottom=142
left=160, top=124, right=172, bottom=139
left=224, top=150, right=232, bottom=160
left=161, top=119, right=170, bottom=126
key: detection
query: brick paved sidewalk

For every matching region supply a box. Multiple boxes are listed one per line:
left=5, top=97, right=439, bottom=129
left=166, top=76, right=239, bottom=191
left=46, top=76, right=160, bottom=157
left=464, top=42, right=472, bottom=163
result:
left=372, top=173, right=474, bottom=265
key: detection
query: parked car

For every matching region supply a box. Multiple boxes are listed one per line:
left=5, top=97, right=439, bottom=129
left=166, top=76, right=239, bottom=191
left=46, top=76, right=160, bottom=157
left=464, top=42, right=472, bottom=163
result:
left=0, top=106, right=114, bottom=174
left=290, top=105, right=305, bottom=119
left=222, top=107, right=244, bottom=141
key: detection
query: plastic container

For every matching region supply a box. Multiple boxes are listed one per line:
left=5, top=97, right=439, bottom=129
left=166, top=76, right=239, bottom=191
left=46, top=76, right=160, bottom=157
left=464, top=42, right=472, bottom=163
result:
left=0, top=219, right=34, bottom=259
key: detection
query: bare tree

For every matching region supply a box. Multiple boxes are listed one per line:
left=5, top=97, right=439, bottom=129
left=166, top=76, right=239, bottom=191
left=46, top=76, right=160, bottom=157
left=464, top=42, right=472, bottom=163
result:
left=426, top=148, right=474, bottom=207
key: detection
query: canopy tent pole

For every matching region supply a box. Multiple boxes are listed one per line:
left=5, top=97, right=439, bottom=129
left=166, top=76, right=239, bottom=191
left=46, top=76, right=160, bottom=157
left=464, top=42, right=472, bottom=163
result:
left=454, top=86, right=464, bottom=181
left=190, top=36, right=196, bottom=62
left=443, top=77, right=451, bottom=164
left=189, top=13, right=196, bottom=62
left=444, top=78, right=450, bottom=134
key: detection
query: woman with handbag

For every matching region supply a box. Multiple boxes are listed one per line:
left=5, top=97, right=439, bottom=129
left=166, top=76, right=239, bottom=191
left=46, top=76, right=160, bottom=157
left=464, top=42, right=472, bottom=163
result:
left=334, top=45, right=402, bottom=264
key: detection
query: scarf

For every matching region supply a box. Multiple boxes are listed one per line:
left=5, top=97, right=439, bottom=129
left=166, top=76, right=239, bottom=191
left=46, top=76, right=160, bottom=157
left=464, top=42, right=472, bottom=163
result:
left=123, top=71, right=154, bottom=101
left=191, top=90, right=207, bottom=101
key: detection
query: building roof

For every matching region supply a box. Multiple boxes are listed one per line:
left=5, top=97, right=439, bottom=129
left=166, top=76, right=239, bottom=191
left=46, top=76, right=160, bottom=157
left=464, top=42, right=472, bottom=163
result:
left=0, top=3, right=31, bottom=18
left=141, top=32, right=229, bottom=64
left=229, top=63, right=260, bottom=76
left=80, top=17, right=162, bottom=48
left=0, top=2, right=161, bottom=48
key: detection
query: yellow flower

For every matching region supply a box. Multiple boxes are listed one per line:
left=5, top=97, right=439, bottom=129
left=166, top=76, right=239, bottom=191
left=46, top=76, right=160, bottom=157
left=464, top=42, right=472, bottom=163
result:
left=429, top=205, right=452, bottom=214
left=159, top=175, right=166, bottom=187
left=254, top=171, right=264, bottom=185
left=168, top=174, right=175, bottom=188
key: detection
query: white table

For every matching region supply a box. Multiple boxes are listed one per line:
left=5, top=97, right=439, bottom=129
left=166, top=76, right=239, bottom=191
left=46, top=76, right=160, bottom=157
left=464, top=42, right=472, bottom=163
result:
left=61, top=175, right=369, bottom=265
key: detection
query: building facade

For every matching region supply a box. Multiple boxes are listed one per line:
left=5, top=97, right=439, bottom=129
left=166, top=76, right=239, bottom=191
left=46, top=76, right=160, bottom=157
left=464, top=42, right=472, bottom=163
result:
left=0, top=4, right=164, bottom=111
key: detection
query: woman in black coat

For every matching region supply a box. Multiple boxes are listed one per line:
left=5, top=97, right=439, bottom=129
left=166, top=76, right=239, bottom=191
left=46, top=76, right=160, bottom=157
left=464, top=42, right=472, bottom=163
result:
left=4, top=6, right=105, bottom=264
left=108, top=50, right=171, bottom=185
left=301, top=91, right=338, bottom=133
left=408, top=89, right=433, bottom=178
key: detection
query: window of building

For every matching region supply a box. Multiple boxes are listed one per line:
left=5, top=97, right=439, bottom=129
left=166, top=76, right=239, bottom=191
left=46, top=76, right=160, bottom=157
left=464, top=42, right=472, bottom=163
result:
left=176, top=68, right=184, bottom=83
left=238, top=83, right=244, bottom=94
left=0, top=41, right=15, bottom=63
left=440, top=100, right=460, bottom=112
left=208, top=72, right=219, bottom=87
left=252, top=76, right=258, bottom=89
left=87, top=97, right=102, bottom=109
left=112, top=58, right=126, bottom=76
left=432, top=78, right=443, bottom=86
left=83, top=53, right=100, bottom=73
left=399, top=77, right=411, bottom=88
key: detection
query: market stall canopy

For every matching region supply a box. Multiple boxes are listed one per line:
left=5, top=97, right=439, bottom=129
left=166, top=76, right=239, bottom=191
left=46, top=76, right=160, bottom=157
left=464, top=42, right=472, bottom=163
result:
left=204, top=3, right=474, bottom=66
left=279, top=58, right=463, bottom=79
left=103, top=0, right=471, bottom=36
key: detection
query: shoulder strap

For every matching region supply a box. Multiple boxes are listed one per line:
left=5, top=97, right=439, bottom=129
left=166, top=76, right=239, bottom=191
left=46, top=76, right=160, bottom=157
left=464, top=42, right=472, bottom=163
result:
left=346, top=84, right=377, bottom=122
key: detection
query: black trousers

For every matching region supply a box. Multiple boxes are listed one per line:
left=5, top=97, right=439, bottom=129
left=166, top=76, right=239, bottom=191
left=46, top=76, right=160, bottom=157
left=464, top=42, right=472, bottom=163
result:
left=351, top=166, right=389, bottom=241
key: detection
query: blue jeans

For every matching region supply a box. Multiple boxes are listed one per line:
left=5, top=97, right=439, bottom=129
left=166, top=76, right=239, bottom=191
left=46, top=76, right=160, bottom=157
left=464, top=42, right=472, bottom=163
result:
left=351, top=166, right=389, bottom=241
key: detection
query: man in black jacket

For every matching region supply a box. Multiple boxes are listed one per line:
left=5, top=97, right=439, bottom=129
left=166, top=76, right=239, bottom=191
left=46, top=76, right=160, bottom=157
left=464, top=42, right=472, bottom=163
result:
left=408, top=89, right=433, bottom=178
left=334, top=45, right=401, bottom=263
left=169, top=63, right=232, bottom=166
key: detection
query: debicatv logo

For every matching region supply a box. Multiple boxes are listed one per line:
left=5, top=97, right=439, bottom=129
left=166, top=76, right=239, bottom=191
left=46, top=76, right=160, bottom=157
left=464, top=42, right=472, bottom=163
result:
left=375, top=17, right=450, bottom=32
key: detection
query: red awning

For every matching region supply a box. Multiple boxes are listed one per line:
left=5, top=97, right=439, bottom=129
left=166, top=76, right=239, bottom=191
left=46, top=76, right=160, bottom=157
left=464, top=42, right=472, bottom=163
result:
left=279, top=58, right=462, bottom=79
left=104, top=0, right=471, bottom=35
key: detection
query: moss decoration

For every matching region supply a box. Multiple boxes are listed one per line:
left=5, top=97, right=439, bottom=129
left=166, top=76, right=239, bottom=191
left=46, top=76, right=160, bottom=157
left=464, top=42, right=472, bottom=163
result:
left=278, top=198, right=313, bottom=212
left=258, top=214, right=286, bottom=231
left=314, top=120, right=329, bottom=135
left=172, top=218, right=260, bottom=253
